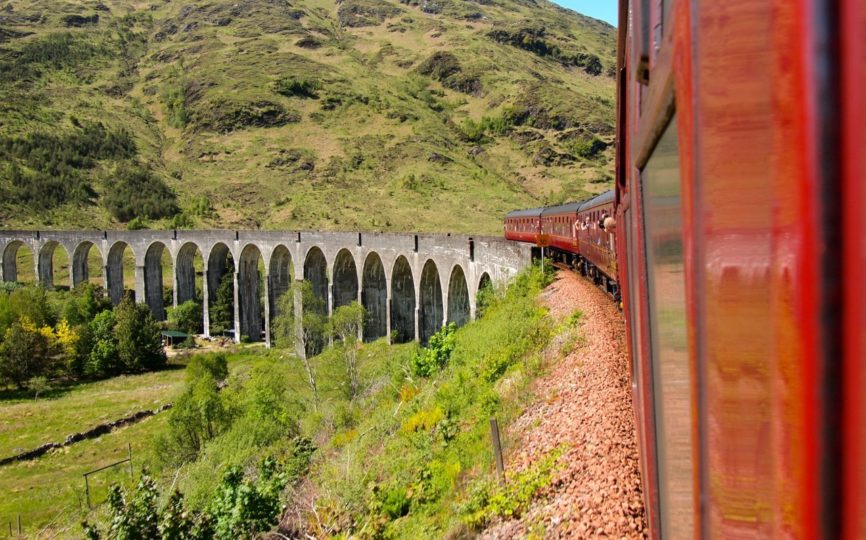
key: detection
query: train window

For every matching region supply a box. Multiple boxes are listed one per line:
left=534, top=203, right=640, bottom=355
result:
left=640, top=115, right=693, bottom=537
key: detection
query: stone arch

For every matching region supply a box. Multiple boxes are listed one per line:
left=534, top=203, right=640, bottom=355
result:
left=72, top=241, right=103, bottom=287
left=176, top=242, right=204, bottom=306
left=268, top=244, right=293, bottom=322
left=238, top=244, right=265, bottom=342
left=362, top=252, right=387, bottom=342
left=390, top=255, right=416, bottom=343
left=477, top=272, right=493, bottom=317
left=447, top=264, right=470, bottom=328
left=419, top=259, right=444, bottom=344
left=2, top=241, right=34, bottom=284
left=304, top=246, right=328, bottom=314
left=144, top=242, right=172, bottom=320
left=38, top=241, right=70, bottom=289
left=332, top=249, right=358, bottom=311
left=107, top=241, right=135, bottom=305
left=207, top=242, right=235, bottom=337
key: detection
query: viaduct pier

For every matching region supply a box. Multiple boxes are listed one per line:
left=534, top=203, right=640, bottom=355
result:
left=0, top=230, right=531, bottom=347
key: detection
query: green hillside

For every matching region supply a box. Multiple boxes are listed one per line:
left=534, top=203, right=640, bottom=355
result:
left=0, top=0, right=616, bottom=234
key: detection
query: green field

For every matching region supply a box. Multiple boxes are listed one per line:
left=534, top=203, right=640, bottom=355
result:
left=0, top=414, right=168, bottom=538
left=0, top=367, right=185, bottom=459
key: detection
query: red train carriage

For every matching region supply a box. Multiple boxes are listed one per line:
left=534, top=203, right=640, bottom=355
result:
left=503, top=207, right=543, bottom=245
left=539, top=201, right=582, bottom=256
left=575, top=191, right=617, bottom=295
left=616, top=0, right=865, bottom=537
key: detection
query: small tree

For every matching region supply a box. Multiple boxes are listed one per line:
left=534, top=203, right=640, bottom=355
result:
left=167, top=299, right=202, bottom=334
left=115, top=297, right=166, bottom=372
left=331, top=302, right=366, bottom=399
left=62, top=283, right=112, bottom=326
left=272, top=281, right=328, bottom=407
left=0, top=316, right=61, bottom=388
left=210, top=272, right=235, bottom=336
left=87, top=310, right=120, bottom=377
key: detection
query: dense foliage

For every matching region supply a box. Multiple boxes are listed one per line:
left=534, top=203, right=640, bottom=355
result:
left=209, top=272, right=235, bottom=336
left=102, top=163, right=179, bottom=222
left=0, top=284, right=166, bottom=390
left=82, top=459, right=291, bottom=540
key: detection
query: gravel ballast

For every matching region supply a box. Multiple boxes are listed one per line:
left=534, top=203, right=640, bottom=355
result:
left=481, top=270, right=648, bottom=539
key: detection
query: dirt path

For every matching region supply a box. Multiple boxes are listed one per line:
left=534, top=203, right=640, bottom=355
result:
left=481, top=270, right=648, bottom=539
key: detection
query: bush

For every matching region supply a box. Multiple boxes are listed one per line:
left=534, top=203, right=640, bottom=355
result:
left=82, top=459, right=288, bottom=540
left=168, top=299, right=203, bottom=334
left=273, top=76, right=321, bottom=98
left=187, top=353, right=229, bottom=382
left=410, top=323, right=457, bottom=377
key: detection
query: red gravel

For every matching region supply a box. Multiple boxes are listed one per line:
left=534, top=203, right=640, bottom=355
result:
left=480, top=270, right=648, bottom=539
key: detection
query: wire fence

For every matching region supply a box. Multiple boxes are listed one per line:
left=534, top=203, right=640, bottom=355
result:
left=4, top=443, right=137, bottom=539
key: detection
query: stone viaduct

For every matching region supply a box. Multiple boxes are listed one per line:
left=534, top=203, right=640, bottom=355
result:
left=0, top=230, right=531, bottom=348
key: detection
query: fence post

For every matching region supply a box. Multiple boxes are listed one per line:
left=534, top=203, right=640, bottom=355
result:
left=84, top=474, right=91, bottom=509
left=490, top=418, right=505, bottom=485
left=127, top=443, right=133, bottom=481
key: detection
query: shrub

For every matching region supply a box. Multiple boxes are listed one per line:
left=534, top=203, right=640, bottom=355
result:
left=273, top=76, right=321, bottom=98
left=459, top=447, right=564, bottom=530
left=410, top=323, right=457, bottom=377
left=570, top=136, right=608, bottom=159
left=168, top=299, right=203, bottom=334
left=187, top=353, right=229, bottom=382
left=160, top=364, right=230, bottom=463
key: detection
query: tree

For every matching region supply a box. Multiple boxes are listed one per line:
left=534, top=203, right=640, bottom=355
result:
left=0, top=316, right=61, bottom=388
left=158, top=356, right=231, bottom=463
left=167, top=299, right=202, bottom=334
left=115, top=297, right=166, bottom=372
left=272, top=281, right=328, bottom=407
left=331, top=302, right=366, bottom=399
left=87, top=309, right=120, bottom=377
left=162, top=372, right=229, bottom=462
left=0, top=286, right=55, bottom=336
left=61, top=283, right=112, bottom=326
left=210, top=272, right=234, bottom=336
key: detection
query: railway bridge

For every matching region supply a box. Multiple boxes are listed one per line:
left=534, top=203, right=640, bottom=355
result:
left=0, top=230, right=530, bottom=348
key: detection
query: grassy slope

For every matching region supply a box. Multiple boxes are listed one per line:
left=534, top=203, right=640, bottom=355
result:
left=0, top=367, right=183, bottom=458
left=0, top=266, right=567, bottom=538
left=0, top=352, right=257, bottom=535
left=0, top=0, right=615, bottom=234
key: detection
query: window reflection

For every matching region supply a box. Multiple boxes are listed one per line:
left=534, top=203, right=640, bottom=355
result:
left=641, top=116, right=694, bottom=537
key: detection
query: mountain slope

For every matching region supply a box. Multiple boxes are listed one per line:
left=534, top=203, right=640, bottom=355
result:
left=0, top=0, right=616, bottom=233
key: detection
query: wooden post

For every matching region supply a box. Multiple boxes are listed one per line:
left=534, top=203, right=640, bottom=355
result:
left=127, top=443, right=133, bottom=481
left=84, top=474, right=91, bottom=509
left=490, top=418, right=505, bottom=485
